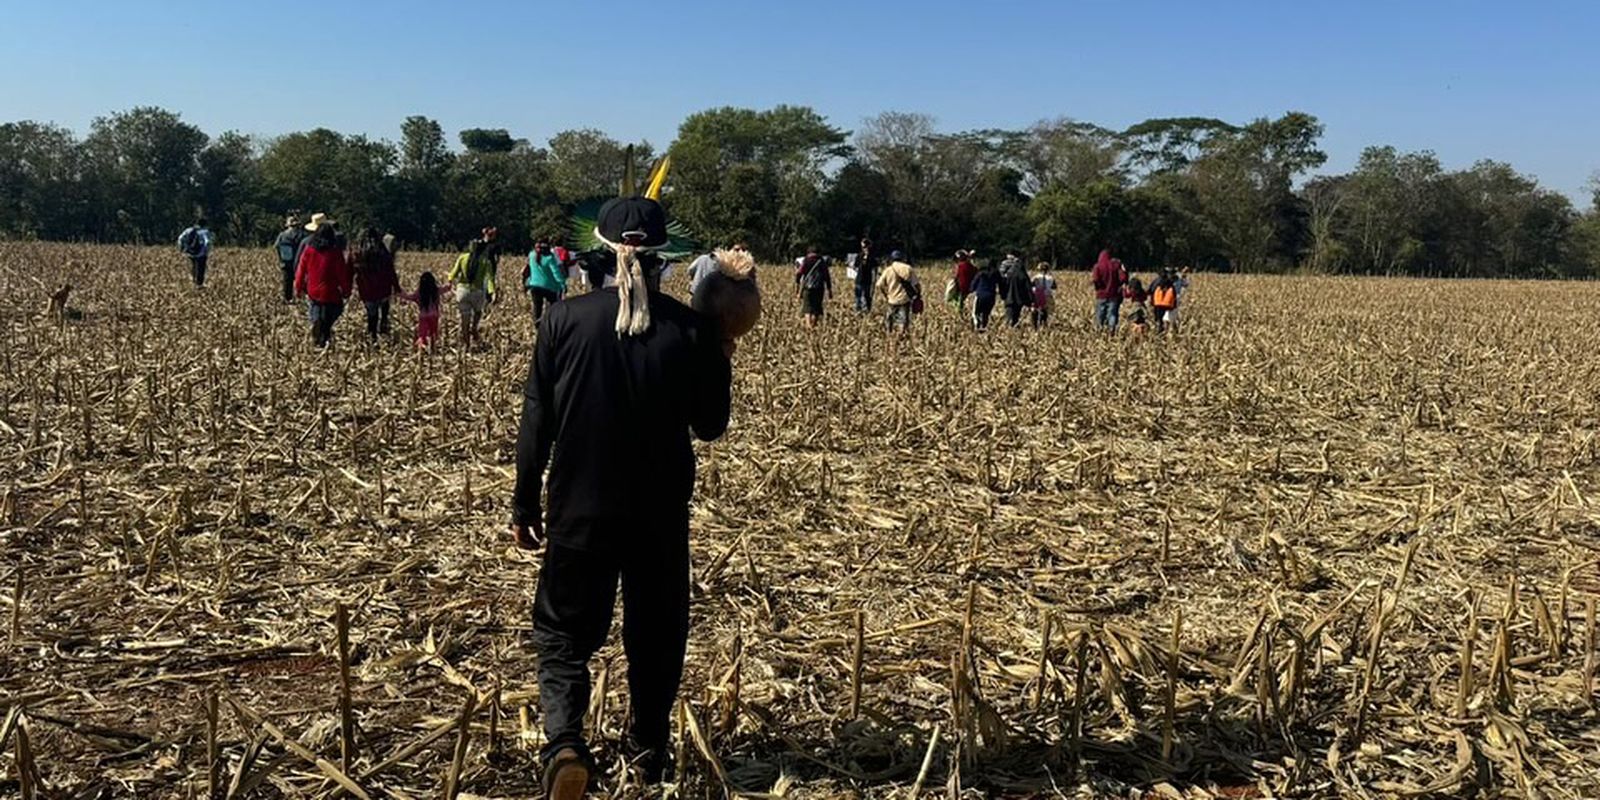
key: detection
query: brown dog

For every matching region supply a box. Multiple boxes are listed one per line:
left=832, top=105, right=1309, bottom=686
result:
left=46, top=283, right=72, bottom=326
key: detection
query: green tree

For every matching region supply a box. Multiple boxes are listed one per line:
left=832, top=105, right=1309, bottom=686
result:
left=459, top=128, right=519, bottom=154
left=668, top=105, right=848, bottom=259
left=81, top=107, right=208, bottom=241
left=0, top=121, right=83, bottom=239
left=197, top=131, right=267, bottom=243
left=547, top=129, right=655, bottom=203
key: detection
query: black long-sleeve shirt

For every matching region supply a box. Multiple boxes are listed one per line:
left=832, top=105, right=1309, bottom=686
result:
left=512, top=288, right=732, bottom=551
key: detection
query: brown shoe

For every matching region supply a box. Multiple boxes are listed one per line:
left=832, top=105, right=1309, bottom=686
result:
left=544, top=747, right=591, bottom=800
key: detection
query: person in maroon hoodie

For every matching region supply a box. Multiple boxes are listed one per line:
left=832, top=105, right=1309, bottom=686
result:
left=350, top=227, right=402, bottom=343
left=294, top=219, right=353, bottom=348
left=1089, top=249, right=1126, bottom=332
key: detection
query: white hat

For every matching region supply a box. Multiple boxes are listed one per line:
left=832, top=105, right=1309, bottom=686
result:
left=304, top=212, right=336, bottom=232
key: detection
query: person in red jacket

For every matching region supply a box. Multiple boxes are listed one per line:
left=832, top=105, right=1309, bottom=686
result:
left=294, top=218, right=353, bottom=348
left=952, top=250, right=978, bottom=313
left=1089, top=249, right=1126, bottom=332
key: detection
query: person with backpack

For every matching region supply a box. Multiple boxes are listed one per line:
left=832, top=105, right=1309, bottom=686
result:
left=970, top=258, right=1001, bottom=332
left=525, top=239, right=568, bottom=323
left=1000, top=251, right=1034, bottom=328
left=274, top=215, right=307, bottom=302
left=794, top=249, right=832, bottom=329
left=849, top=238, right=879, bottom=313
left=293, top=217, right=352, bottom=348
left=447, top=233, right=498, bottom=350
left=1031, top=263, right=1057, bottom=328
left=511, top=195, right=732, bottom=798
left=177, top=218, right=213, bottom=289
left=351, top=227, right=402, bottom=343
left=875, top=251, right=920, bottom=333
left=1090, top=249, right=1126, bottom=332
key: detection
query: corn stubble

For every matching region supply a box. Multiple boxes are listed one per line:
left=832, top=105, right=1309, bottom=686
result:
left=1, top=242, right=1599, bottom=798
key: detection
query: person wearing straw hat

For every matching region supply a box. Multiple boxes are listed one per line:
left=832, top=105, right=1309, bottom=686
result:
left=511, top=194, right=732, bottom=797
left=292, top=214, right=351, bottom=348
left=274, top=214, right=307, bottom=303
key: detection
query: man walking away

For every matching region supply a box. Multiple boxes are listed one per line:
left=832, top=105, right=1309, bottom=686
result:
left=795, top=249, right=832, bottom=329
left=849, top=238, right=879, bottom=313
left=511, top=195, right=732, bottom=798
left=876, top=251, right=920, bottom=333
left=274, top=215, right=307, bottom=302
left=177, top=218, right=213, bottom=289
left=1090, top=249, right=1125, bottom=331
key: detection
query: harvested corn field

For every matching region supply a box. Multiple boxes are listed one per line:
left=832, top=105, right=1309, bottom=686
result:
left=3, top=242, right=1599, bottom=798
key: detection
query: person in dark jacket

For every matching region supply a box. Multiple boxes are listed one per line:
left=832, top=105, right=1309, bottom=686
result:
left=1000, top=251, right=1034, bottom=327
left=350, top=227, right=401, bottom=342
left=794, top=249, right=832, bottom=328
left=511, top=195, right=733, bottom=798
left=293, top=219, right=352, bottom=348
left=971, top=258, right=1001, bottom=332
left=849, top=238, right=879, bottom=313
left=274, top=215, right=307, bottom=302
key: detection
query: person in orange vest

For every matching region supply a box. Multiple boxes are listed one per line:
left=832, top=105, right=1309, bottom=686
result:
left=1148, top=268, right=1184, bottom=334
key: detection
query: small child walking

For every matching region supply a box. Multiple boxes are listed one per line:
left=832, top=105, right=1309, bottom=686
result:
left=400, top=272, right=448, bottom=350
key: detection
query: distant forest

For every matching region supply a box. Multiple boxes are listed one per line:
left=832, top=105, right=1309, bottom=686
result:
left=2, top=106, right=1597, bottom=277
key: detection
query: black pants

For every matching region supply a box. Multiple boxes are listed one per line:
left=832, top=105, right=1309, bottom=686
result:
left=974, top=294, right=996, bottom=331
left=530, top=288, right=558, bottom=322
left=281, top=262, right=296, bottom=302
left=189, top=256, right=208, bottom=287
left=1005, top=304, right=1024, bottom=327
left=364, top=300, right=391, bottom=340
left=1032, top=307, right=1049, bottom=328
left=309, top=301, right=343, bottom=348
left=533, top=533, right=690, bottom=766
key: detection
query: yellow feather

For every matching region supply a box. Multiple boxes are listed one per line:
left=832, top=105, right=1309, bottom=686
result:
left=645, top=155, right=672, bottom=201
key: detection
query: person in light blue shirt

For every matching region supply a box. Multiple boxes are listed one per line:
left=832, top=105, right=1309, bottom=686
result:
left=177, top=217, right=213, bottom=288
left=525, top=240, right=568, bottom=322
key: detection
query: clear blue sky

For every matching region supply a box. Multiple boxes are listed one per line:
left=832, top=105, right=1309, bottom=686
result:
left=4, top=0, right=1595, bottom=205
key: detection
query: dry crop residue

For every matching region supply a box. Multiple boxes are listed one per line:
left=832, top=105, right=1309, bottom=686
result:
left=2, top=242, right=1599, bottom=798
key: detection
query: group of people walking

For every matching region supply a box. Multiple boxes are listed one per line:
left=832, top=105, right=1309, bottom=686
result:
left=777, top=241, right=1190, bottom=337
left=1090, top=249, right=1191, bottom=335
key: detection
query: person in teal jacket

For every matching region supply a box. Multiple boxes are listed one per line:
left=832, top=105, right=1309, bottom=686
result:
left=525, top=240, right=567, bottom=322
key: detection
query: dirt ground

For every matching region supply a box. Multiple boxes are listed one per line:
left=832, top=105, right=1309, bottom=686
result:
left=2, top=243, right=1598, bottom=798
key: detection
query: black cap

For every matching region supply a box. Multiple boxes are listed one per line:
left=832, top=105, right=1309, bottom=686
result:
left=597, top=196, right=668, bottom=248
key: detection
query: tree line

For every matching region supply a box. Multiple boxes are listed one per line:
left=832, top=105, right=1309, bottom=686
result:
left=2, top=105, right=1597, bottom=277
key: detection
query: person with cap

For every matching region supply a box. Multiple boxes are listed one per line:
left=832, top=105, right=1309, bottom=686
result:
left=293, top=215, right=352, bottom=348
left=794, top=248, right=832, bottom=329
left=274, top=215, right=308, bottom=302
left=176, top=217, right=213, bottom=289
left=511, top=194, right=732, bottom=797
left=849, top=238, right=880, bottom=313
left=446, top=228, right=499, bottom=350
left=875, top=250, right=921, bottom=333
